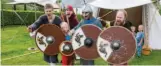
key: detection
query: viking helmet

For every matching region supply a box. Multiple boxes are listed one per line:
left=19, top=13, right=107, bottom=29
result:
left=82, top=5, right=93, bottom=13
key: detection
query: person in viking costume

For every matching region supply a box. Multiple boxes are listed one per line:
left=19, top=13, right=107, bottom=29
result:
left=110, top=10, right=132, bottom=30
left=61, top=5, right=79, bottom=29
left=60, top=22, right=75, bottom=65
left=136, top=25, right=144, bottom=57
left=27, top=3, right=62, bottom=66
left=110, top=9, right=133, bottom=65
left=70, top=5, right=103, bottom=65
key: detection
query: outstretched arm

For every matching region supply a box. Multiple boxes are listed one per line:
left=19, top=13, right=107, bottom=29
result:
left=27, top=16, right=44, bottom=32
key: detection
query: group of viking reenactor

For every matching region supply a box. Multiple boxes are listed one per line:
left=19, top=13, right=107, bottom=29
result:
left=27, top=3, right=144, bottom=66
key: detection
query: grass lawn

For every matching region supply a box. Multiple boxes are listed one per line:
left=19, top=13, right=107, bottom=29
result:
left=1, top=25, right=161, bottom=65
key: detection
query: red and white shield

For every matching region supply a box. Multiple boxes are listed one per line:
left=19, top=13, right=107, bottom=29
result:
left=71, top=24, right=102, bottom=60
left=35, top=24, right=65, bottom=55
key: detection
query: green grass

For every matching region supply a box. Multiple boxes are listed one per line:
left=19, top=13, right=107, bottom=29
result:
left=1, top=25, right=161, bottom=65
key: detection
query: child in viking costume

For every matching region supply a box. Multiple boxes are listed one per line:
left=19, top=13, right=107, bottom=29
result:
left=136, top=25, right=144, bottom=57
left=27, top=4, right=62, bottom=66
left=60, top=22, right=75, bottom=65
left=60, top=5, right=80, bottom=65
left=130, top=26, right=136, bottom=37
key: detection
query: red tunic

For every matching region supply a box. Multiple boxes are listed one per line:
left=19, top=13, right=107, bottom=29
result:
left=61, top=12, right=78, bottom=29
left=61, top=35, right=75, bottom=65
left=62, top=54, right=75, bottom=65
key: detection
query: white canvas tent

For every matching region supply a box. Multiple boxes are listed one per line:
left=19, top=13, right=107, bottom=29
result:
left=89, top=0, right=152, bottom=9
left=62, top=0, right=95, bottom=8
left=89, top=0, right=161, bottom=49
left=143, top=3, right=161, bottom=49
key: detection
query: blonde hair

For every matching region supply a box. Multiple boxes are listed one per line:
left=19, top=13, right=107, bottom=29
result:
left=138, top=24, right=144, bottom=31
left=60, top=22, right=69, bottom=29
left=61, top=22, right=67, bottom=26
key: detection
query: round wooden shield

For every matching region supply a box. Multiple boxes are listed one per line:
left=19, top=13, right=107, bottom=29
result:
left=71, top=24, right=102, bottom=60
left=59, top=41, right=74, bottom=56
left=97, top=26, right=136, bottom=64
left=35, top=24, right=65, bottom=55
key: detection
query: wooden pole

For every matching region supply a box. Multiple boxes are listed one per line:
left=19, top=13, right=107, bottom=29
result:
left=24, top=4, right=27, bottom=11
left=13, top=4, right=16, bottom=10
left=34, top=3, right=37, bottom=21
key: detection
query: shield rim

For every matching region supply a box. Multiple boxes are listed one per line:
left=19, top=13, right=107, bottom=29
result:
left=59, top=41, right=75, bottom=56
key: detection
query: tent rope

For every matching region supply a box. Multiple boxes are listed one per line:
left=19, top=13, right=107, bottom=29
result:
left=1, top=51, right=40, bottom=61
left=4, top=7, right=36, bottom=43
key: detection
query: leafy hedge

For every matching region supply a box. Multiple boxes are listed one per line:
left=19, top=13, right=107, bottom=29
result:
left=2, top=10, right=59, bottom=26
left=2, top=10, right=43, bottom=26
left=1, top=10, right=82, bottom=26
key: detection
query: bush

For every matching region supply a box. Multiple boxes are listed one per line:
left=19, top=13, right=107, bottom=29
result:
left=76, top=14, right=82, bottom=21
left=1, top=10, right=82, bottom=26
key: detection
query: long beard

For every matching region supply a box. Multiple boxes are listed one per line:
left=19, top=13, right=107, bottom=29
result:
left=114, top=21, right=124, bottom=26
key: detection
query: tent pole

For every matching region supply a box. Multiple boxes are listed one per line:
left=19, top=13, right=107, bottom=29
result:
left=13, top=4, right=16, bottom=10
left=34, top=3, right=37, bottom=21
left=143, top=5, right=149, bottom=45
left=2, top=10, right=5, bottom=30
left=75, top=8, right=79, bottom=21
left=24, top=4, right=27, bottom=11
left=83, top=0, right=86, bottom=5
left=97, top=8, right=100, bottom=18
